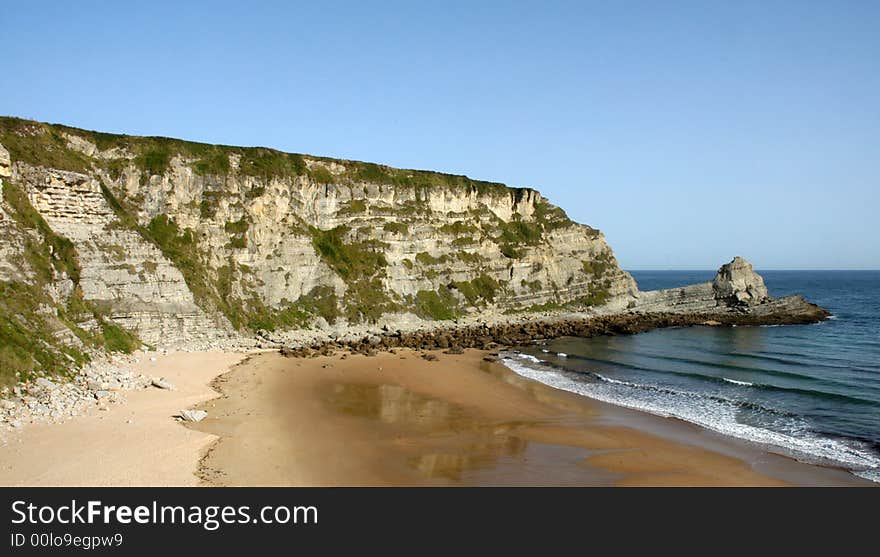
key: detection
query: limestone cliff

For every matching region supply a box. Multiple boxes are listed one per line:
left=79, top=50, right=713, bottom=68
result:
left=0, top=117, right=636, bottom=380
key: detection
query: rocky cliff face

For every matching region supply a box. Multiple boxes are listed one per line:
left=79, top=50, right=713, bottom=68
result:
left=0, top=117, right=636, bottom=380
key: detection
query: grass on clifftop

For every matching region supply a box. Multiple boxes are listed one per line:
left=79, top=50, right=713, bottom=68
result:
left=0, top=116, right=534, bottom=199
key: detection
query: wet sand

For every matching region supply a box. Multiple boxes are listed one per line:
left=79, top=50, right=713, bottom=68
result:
left=192, top=349, right=869, bottom=486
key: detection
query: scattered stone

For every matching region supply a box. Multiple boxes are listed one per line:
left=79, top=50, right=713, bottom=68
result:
left=422, top=353, right=439, bottom=362
left=94, top=390, right=111, bottom=399
left=180, top=410, right=208, bottom=423
left=1, top=400, right=14, bottom=410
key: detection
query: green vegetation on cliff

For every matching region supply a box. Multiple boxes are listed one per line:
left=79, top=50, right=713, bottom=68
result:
left=0, top=116, right=621, bottom=338
left=0, top=117, right=524, bottom=197
left=412, top=288, right=460, bottom=321
left=452, top=274, right=501, bottom=305
left=310, top=226, right=387, bottom=281
left=3, top=179, right=81, bottom=283
left=0, top=178, right=143, bottom=385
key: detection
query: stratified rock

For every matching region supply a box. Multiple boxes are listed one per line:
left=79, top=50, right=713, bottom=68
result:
left=0, top=143, right=11, bottom=178
left=713, top=256, right=769, bottom=307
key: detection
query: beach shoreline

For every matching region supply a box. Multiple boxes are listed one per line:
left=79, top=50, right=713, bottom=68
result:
left=0, top=347, right=871, bottom=487
left=193, top=349, right=871, bottom=487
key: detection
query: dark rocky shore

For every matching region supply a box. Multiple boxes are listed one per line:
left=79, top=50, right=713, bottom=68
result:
left=280, top=258, right=829, bottom=358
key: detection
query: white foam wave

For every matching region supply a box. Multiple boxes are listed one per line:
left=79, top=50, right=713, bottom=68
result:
left=557, top=353, right=568, bottom=358
left=723, top=378, right=754, bottom=387
left=500, top=355, right=880, bottom=481
left=514, top=353, right=544, bottom=364
left=854, top=468, right=880, bottom=483
left=596, top=373, right=639, bottom=388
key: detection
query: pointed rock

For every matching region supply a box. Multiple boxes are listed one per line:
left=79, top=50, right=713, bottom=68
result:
left=713, top=256, right=769, bottom=307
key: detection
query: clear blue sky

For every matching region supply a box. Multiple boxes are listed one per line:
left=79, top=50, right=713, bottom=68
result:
left=2, top=1, right=878, bottom=269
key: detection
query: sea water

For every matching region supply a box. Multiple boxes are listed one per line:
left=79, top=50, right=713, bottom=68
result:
left=501, top=271, right=880, bottom=483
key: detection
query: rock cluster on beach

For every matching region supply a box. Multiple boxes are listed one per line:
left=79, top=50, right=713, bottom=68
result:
left=0, top=336, right=261, bottom=438
left=1, top=350, right=169, bottom=439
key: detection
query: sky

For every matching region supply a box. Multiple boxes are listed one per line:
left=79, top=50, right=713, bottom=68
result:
left=2, top=1, right=878, bottom=269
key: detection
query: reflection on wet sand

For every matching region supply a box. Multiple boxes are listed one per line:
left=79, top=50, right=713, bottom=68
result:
left=194, top=349, right=811, bottom=486
left=321, top=382, right=538, bottom=481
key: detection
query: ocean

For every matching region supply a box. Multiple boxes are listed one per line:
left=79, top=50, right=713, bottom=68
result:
left=501, top=270, right=880, bottom=483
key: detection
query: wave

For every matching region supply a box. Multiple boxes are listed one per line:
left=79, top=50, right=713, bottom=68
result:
left=596, top=373, right=639, bottom=387
left=556, top=351, right=878, bottom=404
left=723, top=378, right=754, bottom=387
left=515, top=353, right=544, bottom=364
left=855, top=468, right=880, bottom=483
left=500, top=354, right=880, bottom=482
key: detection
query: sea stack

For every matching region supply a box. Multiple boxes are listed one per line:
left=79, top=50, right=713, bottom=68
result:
left=712, top=256, right=770, bottom=307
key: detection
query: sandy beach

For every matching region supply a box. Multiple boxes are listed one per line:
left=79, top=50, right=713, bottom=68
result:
left=0, top=347, right=870, bottom=487
left=192, top=349, right=869, bottom=486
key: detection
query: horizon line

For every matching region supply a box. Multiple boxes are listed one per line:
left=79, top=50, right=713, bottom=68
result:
left=625, top=267, right=880, bottom=272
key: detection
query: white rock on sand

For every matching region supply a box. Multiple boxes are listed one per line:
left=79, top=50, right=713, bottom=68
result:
left=180, top=409, right=208, bottom=423
left=151, top=377, right=175, bottom=390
